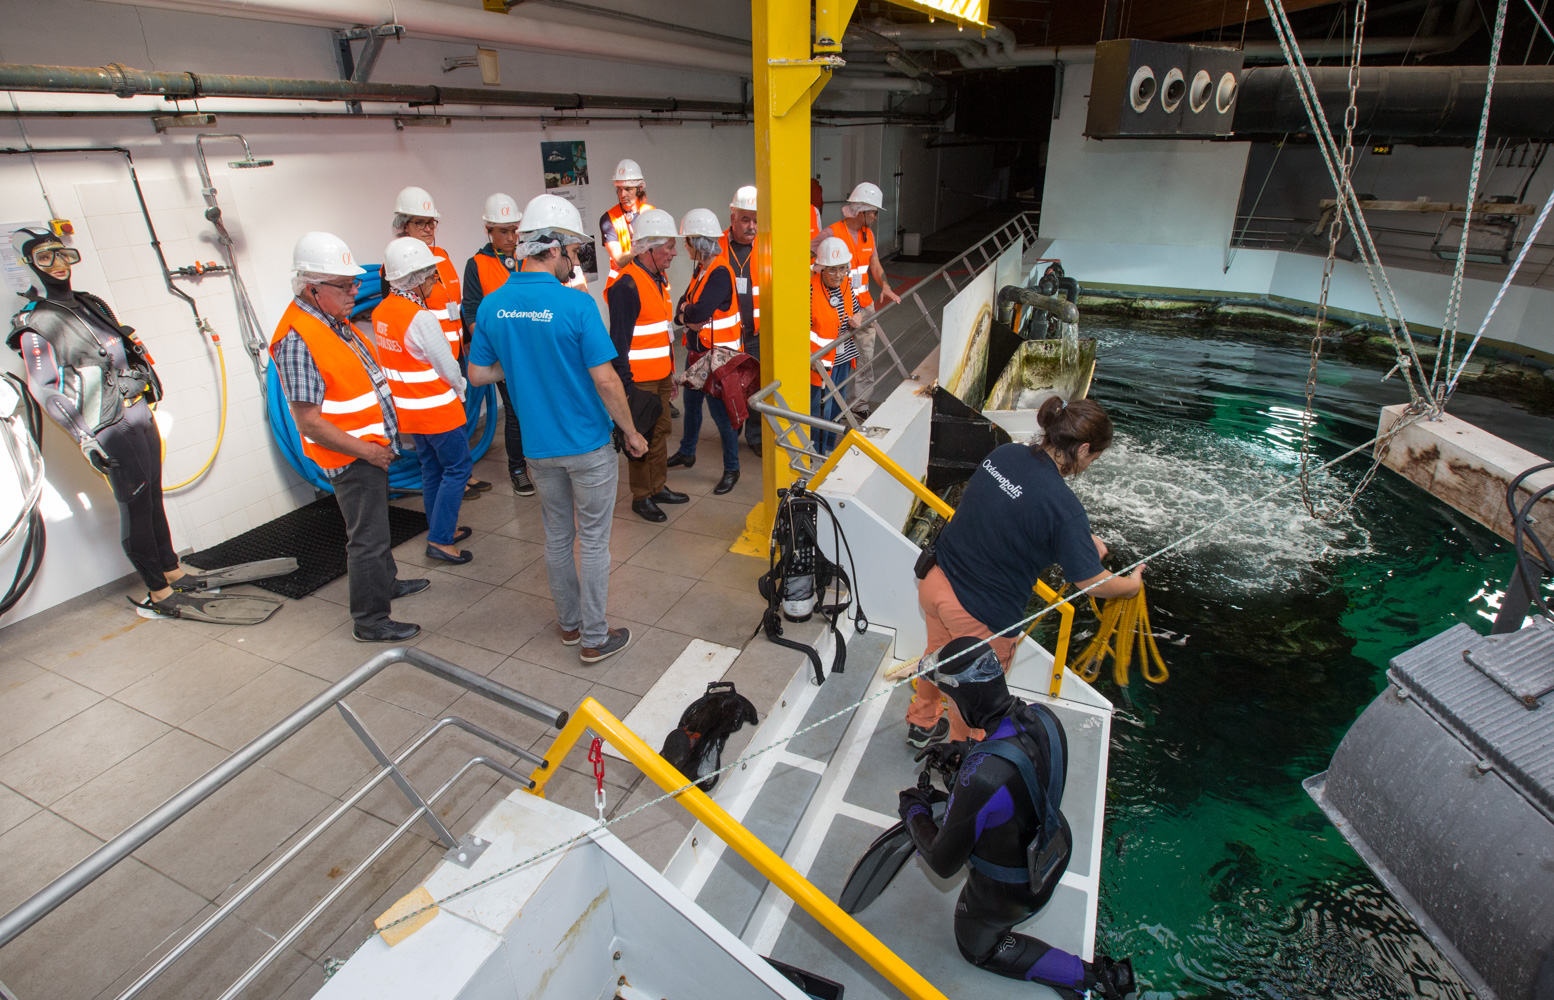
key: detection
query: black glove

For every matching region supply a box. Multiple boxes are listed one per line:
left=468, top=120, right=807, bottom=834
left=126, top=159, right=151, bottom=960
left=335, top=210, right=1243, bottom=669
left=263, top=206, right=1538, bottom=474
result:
left=897, top=785, right=936, bottom=823
left=914, top=739, right=974, bottom=777
left=81, top=437, right=118, bottom=473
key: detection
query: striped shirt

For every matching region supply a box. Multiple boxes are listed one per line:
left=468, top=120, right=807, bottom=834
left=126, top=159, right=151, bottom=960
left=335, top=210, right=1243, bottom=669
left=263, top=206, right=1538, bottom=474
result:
left=273, top=296, right=399, bottom=477
left=828, top=285, right=859, bottom=366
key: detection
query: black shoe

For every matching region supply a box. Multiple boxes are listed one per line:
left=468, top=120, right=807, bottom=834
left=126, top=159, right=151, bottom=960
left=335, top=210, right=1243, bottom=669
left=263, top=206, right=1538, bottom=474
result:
left=467, top=479, right=492, bottom=493
left=669, top=403, right=682, bottom=418
left=906, top=717, right=950, bottom=750
left=462, top=485, right=482, bottom=500
left=713, top=470, right=740, bottom=495
left=425, top=545, right=473, bottom=565
left=353, top=619, right=421, bottom=642
left=632, top=497, right=667, bottom=522
left=391, top=578, right=431, bottom=599
left=511, top=469, right=535, bottom=496
left=649, top=487, right=689, bottom=504
left=748, top=439, right=763, bottom=458
left=452, top=526, right=472, bottom=543
left=667, top=452, right=696, bottom=469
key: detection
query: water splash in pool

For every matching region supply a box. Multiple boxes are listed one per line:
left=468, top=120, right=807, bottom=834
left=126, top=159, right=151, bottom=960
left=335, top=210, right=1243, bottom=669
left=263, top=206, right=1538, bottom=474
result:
left=1071, top=424, right=1372, bottom=594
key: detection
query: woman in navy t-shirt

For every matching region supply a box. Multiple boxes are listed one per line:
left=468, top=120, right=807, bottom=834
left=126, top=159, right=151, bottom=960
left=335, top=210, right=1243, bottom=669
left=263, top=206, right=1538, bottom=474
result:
left=906, top=396, right=1145, bottom=748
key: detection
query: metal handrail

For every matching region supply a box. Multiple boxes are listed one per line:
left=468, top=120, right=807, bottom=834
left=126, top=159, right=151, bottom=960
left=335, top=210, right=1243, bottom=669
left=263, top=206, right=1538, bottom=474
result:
left=0, top=646, right=568, bottom=982
left=811, top=210, right=1040, bottom=415
left=805, top=429, right=1075, bottom=697
left=528, top=698, right=950, bottom=1000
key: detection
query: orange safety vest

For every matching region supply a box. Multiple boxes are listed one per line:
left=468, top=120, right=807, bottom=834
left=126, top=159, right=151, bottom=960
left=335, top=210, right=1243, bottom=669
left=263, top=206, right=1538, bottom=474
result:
left=369, top=293, right=466, bottom=435
left=809, top=272, right=858, bottom=387
left=603, top=200, right=656, bottom=289
left=620, top=260, right=674, bottom=383
left=472, top=250, right=513, bottom=296
left=684, top=248, right=742, bottom=352
left=827, top=220, right=876, bottom=309
left=810, top=205, right=821, bottom=242
left=269, top=301, right=391, bottom=469
left=722, top=233, right=762, bottom=335
left=426, top=246, right=463, bottom=357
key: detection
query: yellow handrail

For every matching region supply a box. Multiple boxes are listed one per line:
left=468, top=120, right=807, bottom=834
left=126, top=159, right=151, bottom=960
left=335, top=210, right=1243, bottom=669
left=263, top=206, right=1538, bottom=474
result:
left=526, top=698, right=949, bottom=1000
left=806, top=429, right=1074, bottom=698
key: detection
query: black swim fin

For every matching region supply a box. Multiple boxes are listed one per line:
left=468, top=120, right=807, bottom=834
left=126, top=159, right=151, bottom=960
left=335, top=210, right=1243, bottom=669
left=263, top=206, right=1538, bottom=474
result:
left=131, top=591, right=282, bottom=626
left=173, top=557, right=299, bottom=593
left=838, top=821, right=918, bottom=914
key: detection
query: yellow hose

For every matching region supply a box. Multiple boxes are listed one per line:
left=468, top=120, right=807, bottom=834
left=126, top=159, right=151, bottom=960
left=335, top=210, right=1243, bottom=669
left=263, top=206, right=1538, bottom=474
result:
left=159, top=323, right=228, bottom=492
left=1071, top=582, right=1170, bottom=687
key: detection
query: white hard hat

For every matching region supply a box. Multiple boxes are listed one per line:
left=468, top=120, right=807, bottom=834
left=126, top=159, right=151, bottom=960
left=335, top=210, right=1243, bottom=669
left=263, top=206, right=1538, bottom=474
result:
left=482, top=193, right=521, bottom=224
left=517, top=194, right=586, bottom=238
left=730, top=185, right=758, bottom=211
left=815, top=236, right=852, bottom=268
left=292, top=231, right=365, bottom=277
left=613, top=158, right=645, bottom=184
left=845, top=182, right=885, bottom=211
left=631, top=208, right=678, bottom=241
left=382, top=236, right=438, bottom=282
left=394, top=186, right=440, bottom=219
left=679, top=208, right=724, bottom=239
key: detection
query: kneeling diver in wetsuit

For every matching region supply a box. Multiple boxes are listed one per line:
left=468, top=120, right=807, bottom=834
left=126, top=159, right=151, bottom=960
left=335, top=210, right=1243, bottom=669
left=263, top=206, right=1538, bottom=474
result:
left=6, top=229, right=290, bottom=624
left=895, top=636, right=1137, bottom=999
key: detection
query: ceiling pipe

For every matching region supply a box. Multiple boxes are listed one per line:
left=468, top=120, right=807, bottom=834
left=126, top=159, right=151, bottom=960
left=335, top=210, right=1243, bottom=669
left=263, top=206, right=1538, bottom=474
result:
left=0, top=62, right=748, bottom=114
left=80, top=0, right=749, bottom=75
left=828, top=76, right=939, bottom=94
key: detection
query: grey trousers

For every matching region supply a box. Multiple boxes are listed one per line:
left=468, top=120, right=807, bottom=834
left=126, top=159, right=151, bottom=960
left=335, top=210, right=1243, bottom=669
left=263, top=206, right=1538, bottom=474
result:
left=526, top=443, right=618, bottom=647
left=332, top=459, right=398, bottom=627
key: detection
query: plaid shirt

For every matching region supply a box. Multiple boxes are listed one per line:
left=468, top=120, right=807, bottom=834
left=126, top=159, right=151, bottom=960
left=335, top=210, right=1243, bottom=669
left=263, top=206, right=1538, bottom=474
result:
left=272, top=296, right=399, bottom=477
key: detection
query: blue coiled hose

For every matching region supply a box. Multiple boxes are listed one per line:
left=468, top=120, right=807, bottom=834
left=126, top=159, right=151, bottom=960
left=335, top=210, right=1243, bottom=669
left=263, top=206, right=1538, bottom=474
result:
left=265, top=264, right=497, bottom=494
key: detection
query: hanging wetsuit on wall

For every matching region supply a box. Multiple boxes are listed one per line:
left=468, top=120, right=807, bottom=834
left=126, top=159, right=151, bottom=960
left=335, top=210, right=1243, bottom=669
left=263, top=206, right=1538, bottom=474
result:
left=6, top=229, right=286, bottom=625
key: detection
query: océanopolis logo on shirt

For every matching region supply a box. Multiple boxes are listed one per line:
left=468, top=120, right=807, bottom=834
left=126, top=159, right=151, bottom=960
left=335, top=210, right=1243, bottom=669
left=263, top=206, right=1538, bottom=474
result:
left=980, top=457, right=1023, bottom=499
left=496, top=308, right=554, bottom=322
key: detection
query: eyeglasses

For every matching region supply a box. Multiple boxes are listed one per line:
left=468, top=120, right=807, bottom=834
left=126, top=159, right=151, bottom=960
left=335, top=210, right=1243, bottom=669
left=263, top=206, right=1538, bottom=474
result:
left=405, top=218, right=438, bottom=230
left=30, top=247, right=81, bottom=268
left=821, top=264, right=849, bottom=276
left=316, top=279, right=361, bottom=293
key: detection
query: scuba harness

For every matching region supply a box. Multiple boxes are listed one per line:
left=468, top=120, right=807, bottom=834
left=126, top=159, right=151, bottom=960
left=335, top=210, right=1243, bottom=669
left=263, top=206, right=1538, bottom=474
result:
left=757, top=480, right=867, bottom=685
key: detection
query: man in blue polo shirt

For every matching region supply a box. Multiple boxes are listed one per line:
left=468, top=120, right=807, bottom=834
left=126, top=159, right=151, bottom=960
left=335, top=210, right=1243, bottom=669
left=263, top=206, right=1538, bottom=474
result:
left=469, top=194, right=646, bottom=665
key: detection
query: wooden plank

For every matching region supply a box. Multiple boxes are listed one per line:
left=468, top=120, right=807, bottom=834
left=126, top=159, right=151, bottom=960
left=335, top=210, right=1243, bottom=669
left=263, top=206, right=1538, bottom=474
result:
left=1045, top=0, right=1337, bottom=45
left=1320, top=199, right=1539, bottom=216
left=1379, top=404, right=1554, bottom=553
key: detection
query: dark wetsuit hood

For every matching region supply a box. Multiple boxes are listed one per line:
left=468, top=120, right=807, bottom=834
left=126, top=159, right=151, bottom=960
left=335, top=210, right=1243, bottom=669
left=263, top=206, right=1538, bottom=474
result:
left=928, top=635, right=1016, bottom=731
left=14, top=229, right=76, bottom=303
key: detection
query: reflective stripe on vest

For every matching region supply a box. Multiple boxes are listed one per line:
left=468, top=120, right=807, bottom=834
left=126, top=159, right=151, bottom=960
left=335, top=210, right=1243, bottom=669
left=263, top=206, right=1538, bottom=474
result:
left=369, top=293, right=467, bottom=435
left=809, top=272, right=857, bottom=386
left=426, top=247, right=464, bottom=356
left=603, top=201, right=655, bottom=290
left=268, top=300, right=391, bottom=469
left=828, top=220, right=875, bottom=309
left=622, top=262, right=674, bottom=382
left=685, top=250, right=742, bottom=351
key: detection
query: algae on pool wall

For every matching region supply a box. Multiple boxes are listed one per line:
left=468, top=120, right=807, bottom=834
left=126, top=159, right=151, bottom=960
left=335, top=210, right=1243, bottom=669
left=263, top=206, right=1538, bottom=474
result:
left=984, top=336, right=1099, bottom=411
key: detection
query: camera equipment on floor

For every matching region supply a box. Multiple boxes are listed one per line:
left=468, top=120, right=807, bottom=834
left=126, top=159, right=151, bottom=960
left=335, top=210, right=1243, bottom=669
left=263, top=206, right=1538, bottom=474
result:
left=757, top=481, right=867, bottom=685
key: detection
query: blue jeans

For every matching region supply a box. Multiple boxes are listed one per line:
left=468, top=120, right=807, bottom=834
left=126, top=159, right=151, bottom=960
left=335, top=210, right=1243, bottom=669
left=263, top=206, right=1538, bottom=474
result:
left=676, top=386, right=740, bottom=472
left=413, top=427, right=474, bottom=546
left=810, top=376, right=849, bottom=455
left=526, top=443, right=617, bottom=648
left=743, top=332, right=762, bottom=448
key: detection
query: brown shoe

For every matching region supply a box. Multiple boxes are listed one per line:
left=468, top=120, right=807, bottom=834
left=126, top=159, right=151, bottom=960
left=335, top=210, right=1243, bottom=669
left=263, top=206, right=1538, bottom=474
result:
left=559, top=625, right=581, bottom=646
left=580, top=627, right=631, bottom=664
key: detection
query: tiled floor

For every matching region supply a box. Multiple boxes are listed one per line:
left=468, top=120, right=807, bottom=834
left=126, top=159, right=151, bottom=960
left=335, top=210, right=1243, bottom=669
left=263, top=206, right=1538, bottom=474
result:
left=0, top=416, right=785, bottom=1000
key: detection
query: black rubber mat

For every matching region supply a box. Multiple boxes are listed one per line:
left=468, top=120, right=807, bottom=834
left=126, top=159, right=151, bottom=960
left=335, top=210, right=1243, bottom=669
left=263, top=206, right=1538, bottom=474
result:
left=183, top=496, right=428, bottom=600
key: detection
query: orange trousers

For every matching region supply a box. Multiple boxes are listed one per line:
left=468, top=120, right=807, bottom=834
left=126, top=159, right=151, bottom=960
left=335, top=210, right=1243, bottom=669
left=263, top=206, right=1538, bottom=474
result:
left=904, top=565, right=1018, bottom=742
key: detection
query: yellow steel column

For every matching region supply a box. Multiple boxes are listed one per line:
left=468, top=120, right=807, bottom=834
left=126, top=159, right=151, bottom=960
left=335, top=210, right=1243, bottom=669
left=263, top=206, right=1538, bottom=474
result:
left=736, top=0, right=835, bottom=554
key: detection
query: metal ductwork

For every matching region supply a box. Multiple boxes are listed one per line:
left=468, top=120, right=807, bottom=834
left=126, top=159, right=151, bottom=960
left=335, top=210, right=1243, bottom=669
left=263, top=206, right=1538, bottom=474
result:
left=79, top=0, right=748, bottom=75
left=0, top=63, right=747, bottom=115
left=1234, top=65, right=1554, bottom=142
left=861, top=20, right=1092, bottom=68
left=829, top=75, right=938, bottom=94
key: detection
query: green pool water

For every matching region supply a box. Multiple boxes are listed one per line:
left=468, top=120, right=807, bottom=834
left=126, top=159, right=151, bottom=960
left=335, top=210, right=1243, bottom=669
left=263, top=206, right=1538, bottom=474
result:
left=1063, top=319, right=1554, bottom=999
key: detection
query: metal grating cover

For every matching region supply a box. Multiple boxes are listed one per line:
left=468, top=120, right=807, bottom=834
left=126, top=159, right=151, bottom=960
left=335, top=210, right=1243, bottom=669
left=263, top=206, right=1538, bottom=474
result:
left=1391, top=620, right=1554, bottom=821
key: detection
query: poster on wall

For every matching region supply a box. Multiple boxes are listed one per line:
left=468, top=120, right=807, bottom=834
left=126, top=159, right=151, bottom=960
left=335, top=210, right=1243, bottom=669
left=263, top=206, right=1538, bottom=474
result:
left=540, top=140, right=598, bottom=276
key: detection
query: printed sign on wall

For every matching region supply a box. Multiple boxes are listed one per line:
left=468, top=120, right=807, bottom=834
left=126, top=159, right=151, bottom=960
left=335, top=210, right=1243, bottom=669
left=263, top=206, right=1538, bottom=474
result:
left=540, top=141, right=598, bottom=277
